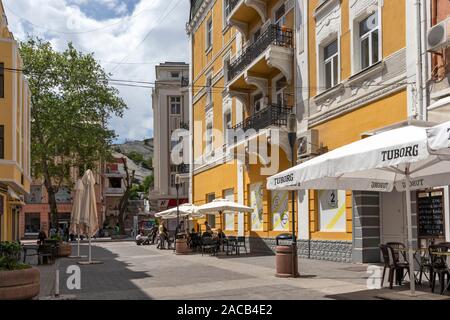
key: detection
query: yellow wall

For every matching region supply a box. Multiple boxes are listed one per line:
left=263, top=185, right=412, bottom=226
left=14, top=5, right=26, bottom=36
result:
left=0, top=3, right=32, bottom=241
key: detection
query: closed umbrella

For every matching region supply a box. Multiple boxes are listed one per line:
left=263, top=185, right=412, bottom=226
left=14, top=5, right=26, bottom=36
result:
left=267, top=121, right=450, bottom=296
left=78, top=169, right=102, bottom=265
left=69, top=179, right=86, bottom=258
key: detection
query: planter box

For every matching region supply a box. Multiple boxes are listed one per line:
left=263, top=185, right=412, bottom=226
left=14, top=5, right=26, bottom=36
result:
left=0, top=267, right=40, bottom=300
left=58, top=243, right=72, bottom=257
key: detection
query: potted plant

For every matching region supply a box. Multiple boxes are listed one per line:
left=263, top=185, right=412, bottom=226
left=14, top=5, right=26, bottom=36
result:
left=0, top=241, right=40, bottom=300
left=50, top=234, right=72, bottom=257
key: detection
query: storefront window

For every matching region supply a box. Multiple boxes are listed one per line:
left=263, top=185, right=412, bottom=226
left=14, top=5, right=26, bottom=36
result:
left=318, top=190, right=347, bottom=232
left=25, top=213, right=40, bottom=234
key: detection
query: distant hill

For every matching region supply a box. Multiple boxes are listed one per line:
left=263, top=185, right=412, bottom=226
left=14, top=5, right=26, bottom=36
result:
left=112, top=139, right=154, bottom=184
left=113, top=138, right=153, bottom=160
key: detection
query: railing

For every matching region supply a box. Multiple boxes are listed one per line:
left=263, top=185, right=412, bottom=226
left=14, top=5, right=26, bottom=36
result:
left=228, top=0, right=240, bottom=15
left=180, top=122, right=189, bottom=130
left=228, top=25, right=293, bottom=81
left=181, top=77, right=189, bottom=87
left=232, top=104, right=290, bottom=132
left=178, top=164, right=190, bottom=174
left=105, top=187, right=125, bottom=194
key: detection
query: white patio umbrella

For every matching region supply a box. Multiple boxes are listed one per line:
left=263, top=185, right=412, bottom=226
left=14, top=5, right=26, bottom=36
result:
left=69, top=179, right=86, bottom=258
left=78, top=169, right=102, bottom=265
left=197, top=199, right=253, bottom=229
left=155, top=203, right=203, bottom=219
left=267, top=121, right=450, bottom=296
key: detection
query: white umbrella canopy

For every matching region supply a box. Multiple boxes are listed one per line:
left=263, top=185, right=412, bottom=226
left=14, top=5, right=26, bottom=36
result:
left=155, top=203, right=203, bottom=219
left=267, top=123, right=450, bottom=192
left=197, top=198, right=253, bottom=215
left=267, top=121, right=450, bottom=296
left=69, top=179, right=84, bottom=235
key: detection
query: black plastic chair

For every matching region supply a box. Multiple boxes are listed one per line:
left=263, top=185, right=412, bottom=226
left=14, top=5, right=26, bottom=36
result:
left=38, top=244, right=55, bottom=265
left=429, top=244, right=450, bottom=294
left=386, top=242, right=407, bottom=262
left=225, top=236, right=237, bottom=255
left=236, top=237, right=247, bottom=255
left=380, top=244, right=410, bottom=289
left=201, top=237, right=217, bottom=256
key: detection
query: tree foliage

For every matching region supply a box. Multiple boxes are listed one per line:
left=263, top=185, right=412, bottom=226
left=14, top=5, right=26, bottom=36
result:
left=20, top=38, right=127, bottom=227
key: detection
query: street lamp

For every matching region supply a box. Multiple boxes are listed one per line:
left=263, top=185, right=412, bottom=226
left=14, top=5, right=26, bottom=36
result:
left=287, top=113, right=299, bottom=278
left=175, top=173, right=182, bottom=237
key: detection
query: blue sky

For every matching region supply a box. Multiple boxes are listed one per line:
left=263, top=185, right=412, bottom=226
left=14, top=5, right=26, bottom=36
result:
left=3, top=0, right=190, bottom=143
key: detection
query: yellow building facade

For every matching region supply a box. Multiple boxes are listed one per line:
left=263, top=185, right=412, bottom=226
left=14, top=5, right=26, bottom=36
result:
left=187, top=0, right=432, bottom=262
left=0, top=1, right=32, bottom=242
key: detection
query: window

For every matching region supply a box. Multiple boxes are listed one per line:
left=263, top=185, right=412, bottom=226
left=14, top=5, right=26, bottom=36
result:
left=324, top=40, right=339, bottom=89
left=253, top=93, right=263, bottom=113
left=206, top=74, right=212, bottom=105
left=206, top=17, right=213, bottom=50
left=275, top=76, right=287, bottom=106
left=109, top=178, right=122, bottom=189
left=0, top=63, right=4, bottom=98
left=0, top=125, right=3, bottom=159
left=206, top=122, right=213, bottom=152
left=170, top=96, right=181, bottom=115
left=25, top=213, right=40, bottom=234
left=275, top=3, right=286, bottom=27
left=223, top=58, right=230, bottom=83
left=253, top=28, right=261, bottom=42
left=224, top=0, right=232, bottom=22
left=170, top=72, right=180, bottom=78
left=206, top=193, right=216, bottom=228
left=359, top=12, right=379, bottom=70
left=223, top=110, right=232, bottom=145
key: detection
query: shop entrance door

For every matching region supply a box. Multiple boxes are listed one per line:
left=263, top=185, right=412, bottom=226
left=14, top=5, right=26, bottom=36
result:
left=381, top=191, right=406, bottom=245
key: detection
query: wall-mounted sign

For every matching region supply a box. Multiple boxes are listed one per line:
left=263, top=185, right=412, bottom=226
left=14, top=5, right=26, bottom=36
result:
left=327, top=190, right=338, bottom=208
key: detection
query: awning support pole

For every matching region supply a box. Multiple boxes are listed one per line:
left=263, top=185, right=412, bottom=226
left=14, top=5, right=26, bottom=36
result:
left=405, top=166, right=416, bottom=296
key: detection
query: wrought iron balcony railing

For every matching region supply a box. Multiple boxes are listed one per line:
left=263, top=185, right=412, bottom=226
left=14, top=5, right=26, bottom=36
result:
left=181, top=77, right=189, bottom=87
left=178, top=164, right=190, bottom=174
left=228, top=25, right=293, bottom=81
left=232, top=104, right=290, bottom=132
left=228, top=0, right=240, bottom=15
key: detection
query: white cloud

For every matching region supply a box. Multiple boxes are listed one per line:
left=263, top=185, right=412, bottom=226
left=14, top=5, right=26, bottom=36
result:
left=3, top=0, right=190, bottom=142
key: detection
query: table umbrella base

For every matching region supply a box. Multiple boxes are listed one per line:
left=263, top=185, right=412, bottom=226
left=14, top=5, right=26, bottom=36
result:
left=77, top=260, right=103, bottom=265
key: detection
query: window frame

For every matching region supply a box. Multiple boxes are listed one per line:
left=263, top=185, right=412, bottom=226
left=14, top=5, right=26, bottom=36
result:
left=205, top=73, right=213, bottom=105
left=358, top=12, right=380, bottom=71
left=169, top=96, right=182, bottom=115
left=323, top=39, right=339, bottom=90
left=206, top=17, right=213, bottom=52
left=0, top=63, right=4, bottom=99
left=0, top=125, right=4, bottom=159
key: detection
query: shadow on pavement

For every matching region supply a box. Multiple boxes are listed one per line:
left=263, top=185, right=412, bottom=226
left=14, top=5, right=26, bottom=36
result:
left=38, top=244, right=155, bottom=300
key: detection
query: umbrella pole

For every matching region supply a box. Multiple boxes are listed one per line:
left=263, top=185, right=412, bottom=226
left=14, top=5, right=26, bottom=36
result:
left=88, top=227, right=92, bottom=264
left=77, top=234, right=80, bottom=257
left=405, top=169, right=416, bottom=296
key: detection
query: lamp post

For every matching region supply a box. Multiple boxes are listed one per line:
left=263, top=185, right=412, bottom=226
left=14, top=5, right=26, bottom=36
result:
left=287, top=113, right=299, bottom=278
left=175, top=174, right=181, bottom=236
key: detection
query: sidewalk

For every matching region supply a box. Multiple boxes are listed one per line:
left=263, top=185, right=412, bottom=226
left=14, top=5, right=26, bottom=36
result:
left=34, top=241, right=450, bottom=300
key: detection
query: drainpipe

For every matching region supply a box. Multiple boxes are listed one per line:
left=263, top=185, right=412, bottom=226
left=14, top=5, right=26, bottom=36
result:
left=189, top=33, right=194, bottom=205
left=415, top=0, right=424, bottom=120
left=421, top=0, right=430, bottom=121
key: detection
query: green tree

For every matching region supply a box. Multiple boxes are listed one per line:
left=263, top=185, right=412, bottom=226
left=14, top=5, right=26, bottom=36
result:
left=142, top=175, right=154, bottom=194
left=20, top=38, right=127, bottom=228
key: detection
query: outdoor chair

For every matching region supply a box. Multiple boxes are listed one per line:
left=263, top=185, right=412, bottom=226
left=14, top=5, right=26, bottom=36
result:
left=201, top=237, right=217, bottom=256
left=429, top=244, right=450, bottom=294
left=235, top=237, right=248, bottom=255
left=225, top=236, right=237, bottom=255
left=386, top=242, right=407, bottom=263
left=417, top=249, right=432, bottom=286
left=380, top=244, right=410, bottom=289
left=189, top=233, right=202, bottom=252
left=38, top=244, right=55, bottom=265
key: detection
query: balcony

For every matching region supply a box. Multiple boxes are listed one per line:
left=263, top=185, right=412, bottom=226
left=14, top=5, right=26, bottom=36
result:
left=104, top=187, right=125, bottom=196
left=227, top=25, right=293, bottom=92
left=227, top=0, right=268, bottom=38
left=181, top=77, right=189, bottom=90
left=232, top=104, right=290, bottom=132
left=178, top=164, right=190, bottom=174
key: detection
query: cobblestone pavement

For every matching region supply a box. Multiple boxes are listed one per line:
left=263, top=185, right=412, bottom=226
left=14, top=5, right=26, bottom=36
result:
left=32, top=241, right=446, bottom=300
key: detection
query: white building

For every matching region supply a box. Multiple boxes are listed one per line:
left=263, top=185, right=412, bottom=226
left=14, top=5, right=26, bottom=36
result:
left=150, top=62, right=190, bottom=213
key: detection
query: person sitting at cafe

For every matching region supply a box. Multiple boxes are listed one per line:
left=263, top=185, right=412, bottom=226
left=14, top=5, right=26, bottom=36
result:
left=136, top=232, right=145, bottom=245
left=215, top=228, right=226, bottom=251
left=38, top=230, right=47, bottom=245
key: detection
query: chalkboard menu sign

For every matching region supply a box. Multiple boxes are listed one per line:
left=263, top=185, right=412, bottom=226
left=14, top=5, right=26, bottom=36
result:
left=417, top=190, right=445, bottom=238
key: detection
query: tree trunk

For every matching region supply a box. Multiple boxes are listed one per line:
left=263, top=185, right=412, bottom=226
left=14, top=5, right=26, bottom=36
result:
left=45, top=183, right=59, bottom=232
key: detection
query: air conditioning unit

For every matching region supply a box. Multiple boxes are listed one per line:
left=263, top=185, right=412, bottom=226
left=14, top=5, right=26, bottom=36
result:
left=427, top=17, right=450, bottom=51
left=297, top=129, right=319, bottom=159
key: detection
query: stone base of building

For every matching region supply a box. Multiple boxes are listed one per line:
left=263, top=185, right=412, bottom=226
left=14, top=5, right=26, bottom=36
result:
left=246, top=237, right=353, bottom=263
